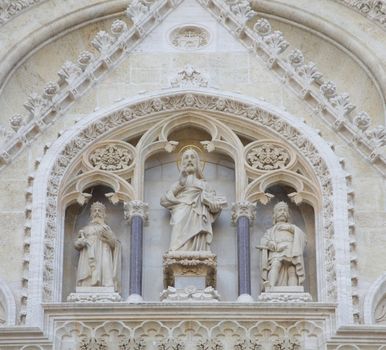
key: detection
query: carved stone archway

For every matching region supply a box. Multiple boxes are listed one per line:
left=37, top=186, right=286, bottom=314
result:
left=26, top=89, right=352, bottom=326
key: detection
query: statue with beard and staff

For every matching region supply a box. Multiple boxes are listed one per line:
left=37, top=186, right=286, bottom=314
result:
left=258, top=201, right=306, bottom=290
left=74, top=201, right=121, bottom=292
left=160, top=148, right=227, bottom=252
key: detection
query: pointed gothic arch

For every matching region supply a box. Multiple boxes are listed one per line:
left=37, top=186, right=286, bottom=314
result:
left=25, top=89, right=352, bottom=327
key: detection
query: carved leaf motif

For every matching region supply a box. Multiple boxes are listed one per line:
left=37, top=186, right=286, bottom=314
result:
left=295, top=62, right=323, bottom=86
left=171, top=25, right=209, bottom=50
left=23, top=92, right=48, bottom=119
left=330, top=93, right=355, bottom=117
left=126, top=0, right=153, bottom=23
left=89, top=144, right=133, bottom=171
left=225, top=0, right=257, bottom=21
left=91, top=31, right=115, bottom=55
left=57, top=61, right=82, bottom=84
left=263, top=31, right=289, bottom=55
left=247, top=144, right=290, bottom=170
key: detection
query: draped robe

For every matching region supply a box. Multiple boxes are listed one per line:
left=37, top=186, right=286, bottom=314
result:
left=261, top=223, right=306, bottom=286
left=75, top=222, right=121, bottom=291
left=161, top=176, right=220, bottom=251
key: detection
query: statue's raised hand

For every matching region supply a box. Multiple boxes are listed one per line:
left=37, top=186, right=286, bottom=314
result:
left=179, top=168, right=188, bottom=186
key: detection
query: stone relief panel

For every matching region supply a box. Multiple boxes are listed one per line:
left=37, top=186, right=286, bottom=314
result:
left=169, top=25, right=210, bottom=50
left=54, top=319, right=325, bottom=350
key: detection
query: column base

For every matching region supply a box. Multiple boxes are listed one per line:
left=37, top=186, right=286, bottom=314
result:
left=127, top=293, right=144, bottom=303
left=236, top=293, right=254, bottom=302
left=258, top=286, right=312, bottom=303
left=160, top=286, right=220, bottom=302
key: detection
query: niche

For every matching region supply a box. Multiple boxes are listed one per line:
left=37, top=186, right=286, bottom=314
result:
left=251, top=185, right=317, bottom=301
left=142, top=126, right=237, bottom=301
left=62, top=185, right=129, bottom=301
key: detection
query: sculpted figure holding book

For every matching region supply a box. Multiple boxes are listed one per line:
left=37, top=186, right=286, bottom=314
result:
left=161, top=148, right=227, bottom=251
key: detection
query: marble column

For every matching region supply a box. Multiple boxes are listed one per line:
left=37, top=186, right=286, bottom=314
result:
left=232, top=201, right=256, bottom=302
left=124, top=200, right=149, bottom=302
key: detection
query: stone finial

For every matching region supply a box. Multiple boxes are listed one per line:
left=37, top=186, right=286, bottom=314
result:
left=231, top=201, right=256, bottom=223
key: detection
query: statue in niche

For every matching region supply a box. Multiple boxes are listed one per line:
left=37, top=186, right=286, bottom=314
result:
left=259, top=201, right=306, bottom=289
left=160, top=148, right=227, bottom=252
left=74, top=201, right=121, bottom=291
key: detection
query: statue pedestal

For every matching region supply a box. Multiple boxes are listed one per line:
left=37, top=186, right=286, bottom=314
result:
left=160, top=251, right=220, bottom=302
left=67, top=287, right=121, bottom=303
left=258, top=286, right=312, bottom=303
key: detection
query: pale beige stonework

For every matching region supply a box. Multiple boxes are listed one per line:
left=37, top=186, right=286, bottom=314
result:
left=0, top=0, right=385, bottom=348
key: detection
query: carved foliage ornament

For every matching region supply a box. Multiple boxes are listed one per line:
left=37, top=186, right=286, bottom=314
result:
left=247, top=143, right=290, bottom=170
left=89, top=144, right=133, bottom=171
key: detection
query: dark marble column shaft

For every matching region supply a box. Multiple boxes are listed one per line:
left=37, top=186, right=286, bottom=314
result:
left=129, top=215, right=143, bottom=296
left=237, top=215, right=251, bottom=296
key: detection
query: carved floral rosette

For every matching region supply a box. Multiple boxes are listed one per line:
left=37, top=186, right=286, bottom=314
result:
left=244, top=140, right=295, bottom=173
left=162, top=251, right=217, bottom=289
left=83, top=140, right=136, bottom=176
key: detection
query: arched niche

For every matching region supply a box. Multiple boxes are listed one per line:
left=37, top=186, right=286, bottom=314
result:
left=142, top=126, right=237, bottom=300
left=252, top=185, right=317, bottom=301
left=0, top=278, right=16, bottom=326
left=26, top=89, right=352, bottom=326
left=62, top=185, right=129, bottom=301
left=363, top=272, right=386, bottom=324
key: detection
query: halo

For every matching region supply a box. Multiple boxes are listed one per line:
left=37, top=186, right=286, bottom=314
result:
left=176, top=144, right=206, bottom=171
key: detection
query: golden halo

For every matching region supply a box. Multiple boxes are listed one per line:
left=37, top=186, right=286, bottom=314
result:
left=176, top=144, right=206, bottom=171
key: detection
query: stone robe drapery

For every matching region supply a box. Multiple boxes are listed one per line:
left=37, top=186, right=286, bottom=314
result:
left=261, top=223, right=306, bottom=286
left=161, top=180, right=220, bottom=251
left=75, top=222, right=121, bottom=291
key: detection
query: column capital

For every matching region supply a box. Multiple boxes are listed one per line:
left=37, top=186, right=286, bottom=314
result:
left=124, top=200, right=149, bottom=224
left=231, top=201, right=256, bottom=224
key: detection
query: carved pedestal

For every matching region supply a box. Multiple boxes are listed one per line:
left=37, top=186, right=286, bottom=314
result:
left=258, top=286, right=312, bottom=303
left=160, top=251, right=220, bottom=302
left=67, top=287, right=121, bottom=303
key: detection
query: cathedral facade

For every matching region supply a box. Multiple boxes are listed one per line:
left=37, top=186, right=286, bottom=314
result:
left=0, top=0, right=385, bottom=349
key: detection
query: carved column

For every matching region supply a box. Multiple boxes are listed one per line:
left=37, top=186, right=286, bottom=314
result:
left=232, top=201, right=256, bottom=302
left=124, top=200, right=149, bottom=302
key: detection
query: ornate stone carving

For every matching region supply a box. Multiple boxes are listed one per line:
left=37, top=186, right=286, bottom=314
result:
left=54, top=319, right=326, bottom=350
left=124, top=200, right=149, bottom=223
left=68, top=201, right=122, bottom=303
left=170, top=64, right=209, bottom=88
left=246, top=144, right=291, bottom=170
left=126, top=0, right=153, bottom=24
left=89, top=143, right=133, bottom=171
left=33, top=92, right=341, bottom=320
left=231, top=201, right=256, bottom=223
left=336, top=0, right=386, bottom=31
left=161, top=148, right=227, bottom=252
left=224, top=0, right=257, bottom=21
left=375, top=296, right=386, bottom=324
left=258, top=202, right=307, bottom=290
left=170, top=25, right=210, bottom=50
left=8, top=114, right=25, bottom=132
left=163, top=252, right=217, bottom=287
left=160, top=286, right=220, bottom=302
left=0, top=0, right=46, bottom=26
